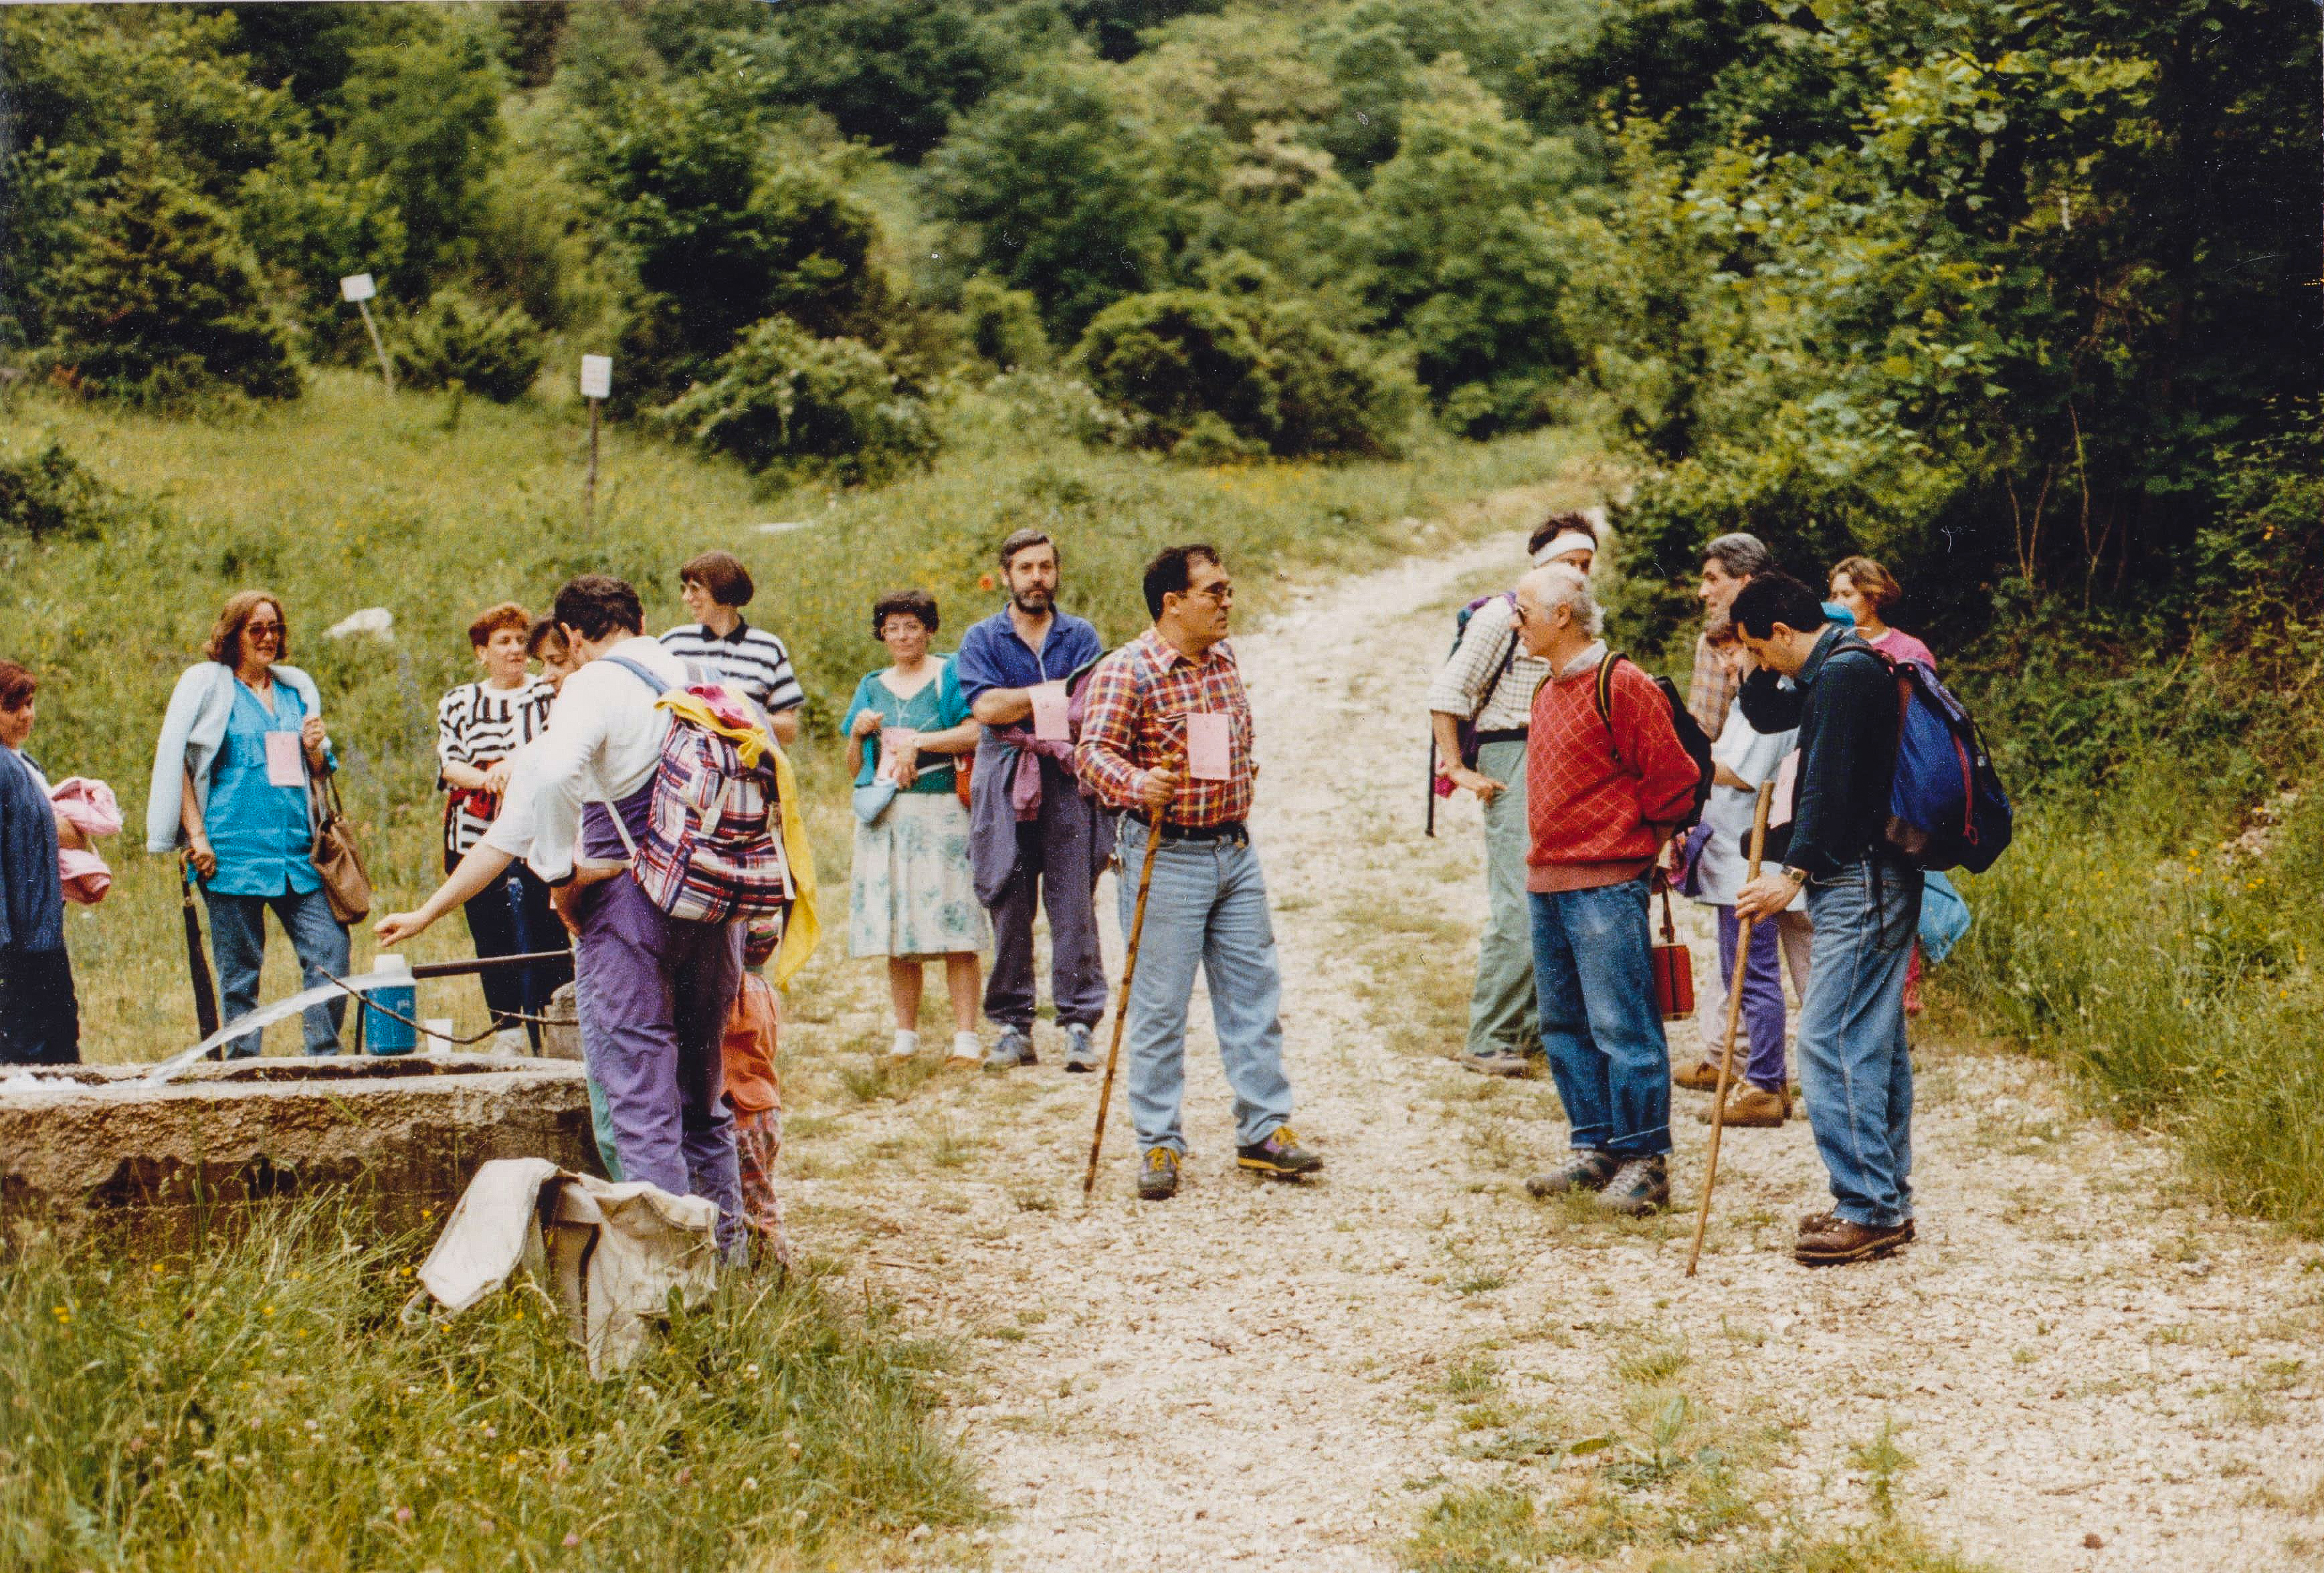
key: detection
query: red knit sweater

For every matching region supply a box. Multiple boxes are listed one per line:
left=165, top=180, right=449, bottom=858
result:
left=1525, top=651, right=1701, bottom=892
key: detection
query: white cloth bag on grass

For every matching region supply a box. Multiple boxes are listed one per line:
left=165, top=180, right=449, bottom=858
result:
left=417, top=1157, right=720, bottom=1376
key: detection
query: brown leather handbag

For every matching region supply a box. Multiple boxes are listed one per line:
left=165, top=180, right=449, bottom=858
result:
left=309, top=774, right=373, bottom=924
left=1650, top=879, right=1695, bottom=1022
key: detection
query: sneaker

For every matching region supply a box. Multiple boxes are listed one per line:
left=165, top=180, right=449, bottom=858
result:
left=1594, top=1155, right=1670, bottom=1217
left=1138, top=1146, right=1181, bottom=1200
left=1525, top=1150, right=1619, bottom=1198
left=1694, top=1083, right=1789, bottom=1127
left=1458, top=1050, right=1533, bottom=1078
left=1794, top=1215, right=1911, bottom=1266
left=1062, top=1022, right=1099, bottom=1073
left=983, top=1027, right=1035, bottom=1072
left=1672, top=1059, right=1726, bottom=1092
left=888, top=1029, right=921, bottom=1061
left=946, top=1031, right=983, bottom=1067
left=1236, top=1125, right=1323, bottom=1178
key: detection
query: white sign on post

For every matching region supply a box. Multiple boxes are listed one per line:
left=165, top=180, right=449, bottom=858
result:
left=579, top=355, right=613, bottom=400
left=338, top=272, right=377, bottom=303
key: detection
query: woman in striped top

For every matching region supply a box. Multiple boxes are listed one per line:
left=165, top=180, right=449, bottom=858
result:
left=435, top=601, right=565, bottom=1051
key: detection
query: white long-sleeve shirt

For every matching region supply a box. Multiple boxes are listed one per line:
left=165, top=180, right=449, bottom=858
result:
left=506, top=636, right=686, bottom=884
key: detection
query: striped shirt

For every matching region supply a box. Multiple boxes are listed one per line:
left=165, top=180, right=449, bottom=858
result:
left=1075, top=629, right=1256, bottom=829
left=1424, top=593, right=1552, bottom=732
left=436, top=677, right=554, bottom=854
left=660, top=619, right=805, bottom=715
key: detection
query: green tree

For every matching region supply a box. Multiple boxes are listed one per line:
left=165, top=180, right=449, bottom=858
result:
left=332, top=14, right=506, bottom=283
left=1296, top=58, right=1579, bottom=433
left=1070, top=289, right=1278, bottom=451
left=658, top=315, right=938, bottom=485
left=923, top=59, right=1176, bottom=337
left=772, top=0, right=1018, bottom=161
left=41, top=160, right=300, bottom=405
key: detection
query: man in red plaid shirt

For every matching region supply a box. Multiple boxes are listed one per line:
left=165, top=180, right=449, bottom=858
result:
left=1075, top=544, right=1322, bottom=1200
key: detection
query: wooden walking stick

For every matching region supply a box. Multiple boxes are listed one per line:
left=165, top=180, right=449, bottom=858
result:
left=1084, top=807, right=1168, bottom=1197
left=1686, top=780, right=1776, bottom=1277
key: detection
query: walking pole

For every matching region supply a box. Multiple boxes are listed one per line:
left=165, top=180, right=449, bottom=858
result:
left=1084, top=804, right=1168, bottom=1197
left=181, top=851, right=220, bottom=1042
left=1686, top=781, right=1775, bottom=1277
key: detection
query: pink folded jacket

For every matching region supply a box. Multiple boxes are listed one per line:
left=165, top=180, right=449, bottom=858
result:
left=50, top=776, right=121, bottom=906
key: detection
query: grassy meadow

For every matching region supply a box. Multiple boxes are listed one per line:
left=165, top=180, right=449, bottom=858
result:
left=0, top=370, right=1589, bottom=1060
left=0, top=1200, right=983, bottom=1572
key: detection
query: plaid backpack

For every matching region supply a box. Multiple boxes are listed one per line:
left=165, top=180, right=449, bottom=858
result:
left=603, top=656, right=792, bottom=924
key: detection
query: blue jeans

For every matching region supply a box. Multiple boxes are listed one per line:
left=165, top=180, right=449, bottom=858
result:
left=202, top=885, right=351, bottom=1057
left=1116, top=820, right=1295, bottom=1154
left=1798, top=859, right=1922, bottom=1228
left=1530, top=873, right=1670, bottom=1157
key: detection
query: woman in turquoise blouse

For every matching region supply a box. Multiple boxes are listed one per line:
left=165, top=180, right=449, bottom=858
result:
left=168, top=591, right=351, bottom=1057
left=843, top=589, right=989, bottom=1065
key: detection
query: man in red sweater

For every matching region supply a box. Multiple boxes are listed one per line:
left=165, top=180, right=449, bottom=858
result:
left=1513, top=564, right=1704, bottom=1215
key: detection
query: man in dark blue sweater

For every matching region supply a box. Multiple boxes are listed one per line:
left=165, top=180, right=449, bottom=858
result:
left=1731, top=572, right=1920, bottom=1266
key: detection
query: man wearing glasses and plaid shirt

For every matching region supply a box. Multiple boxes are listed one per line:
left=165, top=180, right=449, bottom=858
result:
left=1076, top=543, right=1323, bottom=1201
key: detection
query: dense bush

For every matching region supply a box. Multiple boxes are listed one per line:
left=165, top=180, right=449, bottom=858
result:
left=657, top=315, right=939, bottom=485
left=1069, top=284, right=1414, bottom=458
left=960, top=277, right=1052, bottom=372
left=393, top=288, right=545, bottom=402
left=0, top=439, right=110, bottom=541
left=39, top=163, right=300, bottom=406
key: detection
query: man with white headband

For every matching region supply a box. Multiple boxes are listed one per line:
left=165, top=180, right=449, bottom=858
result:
left=1426, top=512, right=1598, bottom=1077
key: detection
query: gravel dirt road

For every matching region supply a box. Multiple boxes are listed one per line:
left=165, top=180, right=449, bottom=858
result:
left=779, top=499, right=2324, bottom=1572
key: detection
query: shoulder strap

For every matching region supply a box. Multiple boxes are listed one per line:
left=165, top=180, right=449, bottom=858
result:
left=601, top=653, right=668, bottom=695
left=1593, top=651, right=1626, bottom=765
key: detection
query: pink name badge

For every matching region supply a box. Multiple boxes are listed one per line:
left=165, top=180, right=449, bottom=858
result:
left=1185, top=712, right=1232, bottom=781
left=1030, top=681, right=1070, bottom=742
left=878, top=728, right=918, bottom=784
left=264, top=730, right=305, bottom=788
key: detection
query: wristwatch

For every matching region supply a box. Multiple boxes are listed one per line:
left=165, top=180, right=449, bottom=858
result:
left=1780, top=866, right=1810, bottom=886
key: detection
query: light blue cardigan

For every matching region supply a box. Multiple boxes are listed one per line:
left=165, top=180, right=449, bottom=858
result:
left=144, top=662, right=327, bottom=854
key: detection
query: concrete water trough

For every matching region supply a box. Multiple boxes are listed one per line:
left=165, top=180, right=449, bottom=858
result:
left=0, top=1054, right=598, bottom=1237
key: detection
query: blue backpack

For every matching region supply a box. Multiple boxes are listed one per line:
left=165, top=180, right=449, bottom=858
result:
left=1838, top=646, right=2013, bottom=874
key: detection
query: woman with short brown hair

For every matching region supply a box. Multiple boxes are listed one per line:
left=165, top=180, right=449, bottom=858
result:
left=435, top=600, right=564, bottom=1051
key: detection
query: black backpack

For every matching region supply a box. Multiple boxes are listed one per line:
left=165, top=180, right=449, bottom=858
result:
left=1591, top=652, right=1716, bottom=830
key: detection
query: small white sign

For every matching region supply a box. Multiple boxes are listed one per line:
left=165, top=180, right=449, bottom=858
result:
left=579, top=354, right=613, bottom=400
left=338, top=272, right=377, bottom=303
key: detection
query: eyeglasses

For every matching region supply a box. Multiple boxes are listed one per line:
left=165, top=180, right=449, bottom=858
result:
left=1185, top=580, right=1233, bottom=604
left=245, top=622, right=284, bottom=639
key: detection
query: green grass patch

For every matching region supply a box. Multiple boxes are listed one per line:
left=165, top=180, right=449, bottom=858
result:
left=1941, top=768, right=2324, bottom=1231
left=0, top=1202, right=980, bottom=1571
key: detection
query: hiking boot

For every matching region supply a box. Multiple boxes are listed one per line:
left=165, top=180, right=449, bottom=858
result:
left=1525, top=1150, right=1620, bottom=1198
left=1236, top=1126, right=1324, bottom=1179
left=1794, top=1215, right=1911, bottom=1266
left=1695, top=1083, right=1789, bottom=1127
left=1595, top=1156, right=1670, bottom=1217
left=1459, top=1049, right=1534, bottom=1078
left=1138, top=1146, right=1181, bottom=1200
left=983, top=1027, right=1036, bottom=1072
left=1672, top=1059, right=1725, bottom=1092
left=1800, top=1208, right=1916, bottom=1244
left=1062, top=1022, right=1099, bottom=1073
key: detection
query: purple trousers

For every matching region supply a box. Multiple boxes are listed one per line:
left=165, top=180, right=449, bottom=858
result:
left=575, top=792, right=744, bottom=1253
left=1717, top=904, right=1789, bottom=1093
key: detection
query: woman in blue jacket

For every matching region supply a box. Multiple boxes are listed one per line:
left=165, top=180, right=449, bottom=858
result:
left=147, top=591, right=348, bottom=1057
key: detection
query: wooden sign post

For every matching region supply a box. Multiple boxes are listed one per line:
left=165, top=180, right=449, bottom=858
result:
left=340, top=273, right=394, bottom=393
left=579, top=354, right=611, bottom=521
